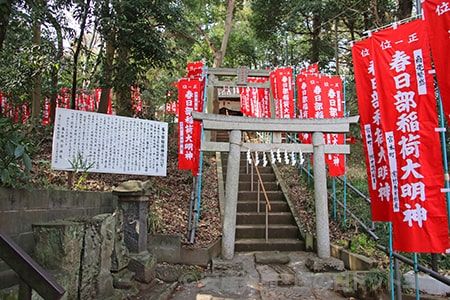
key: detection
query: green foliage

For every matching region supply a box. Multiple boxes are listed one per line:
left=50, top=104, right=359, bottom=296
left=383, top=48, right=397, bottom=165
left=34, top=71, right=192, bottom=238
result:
left=350, top=233, right=377, bottom=256
left=362, top=269, right=389, bottom=296
left=67, top=152, right=94, bottom=191
left=148, top=200, right=163, bottom=235
left=0, top=117, right=33, bottom=187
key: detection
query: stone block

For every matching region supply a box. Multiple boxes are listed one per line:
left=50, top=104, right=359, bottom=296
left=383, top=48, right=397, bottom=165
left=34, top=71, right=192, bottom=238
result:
left=94, top=213, right=116, bottom=296
left=180, top=247, right=211, bottom=266
left=128, top=251, right=157, bottom=283
left=111, top=210, right=130, bottom=272
left=32, top=221, right=84, bottom=272
left=156, top=263, right=182, bottom=282
left=118, top=196, right=149, bottom=253
left=78, top=214, right=115, bottom=299
left=257, top=265, right=279, bottom=287
left=305, top=256, right=345, bottom=273
left=148, top=235, right=181, bottom=263
left=404, top=270, right=450, bottom=296
left=112, top=269, right=134, bottom=290
left=305, top=233, right=315, bottom=251
left=271, top=264, right=296, bottom=286
left=255, top=251, right=290, bottom=265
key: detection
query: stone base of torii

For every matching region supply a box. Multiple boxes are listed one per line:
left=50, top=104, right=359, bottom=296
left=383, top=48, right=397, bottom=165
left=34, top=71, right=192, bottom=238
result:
left=193, top=112, right=359, bottom=260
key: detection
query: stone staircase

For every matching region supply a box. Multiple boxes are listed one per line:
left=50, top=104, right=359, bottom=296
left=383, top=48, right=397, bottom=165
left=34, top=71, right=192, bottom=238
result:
left=217, top=131, right=305, bottom=252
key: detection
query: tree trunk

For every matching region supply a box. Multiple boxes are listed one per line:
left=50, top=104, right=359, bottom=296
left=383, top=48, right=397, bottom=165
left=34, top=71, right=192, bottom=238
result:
left=115, top=45, right=132, bottom=116
left=0, top=1, right=12, bottom=51
left=47, top=12, right=64, bottom=124
left=98, top=37, right=114, bottom=114
left=213, top=0, right=236, bottom=68
left=31, top=21, right=41, bottom=120
left=71, top=0, right=91, bottom=110
left=311, top=12, right=321, bottom=64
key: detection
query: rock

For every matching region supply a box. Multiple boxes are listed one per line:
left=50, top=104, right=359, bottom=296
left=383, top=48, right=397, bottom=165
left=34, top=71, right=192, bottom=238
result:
left=148, top=235, right=181, bottom=263
left=257, top=265, right=280, bottom=287
left=113, top=180, right=152, bottom=195
left=94, top=213, right=116, bottom=296
left=112, top=269, right=134, bottom=290
left=305, top=256, right=345, bottom=273
left=32, top=212, right=129, bottom=299
left=156, top=264, right=182, bottom=282
left=404, top=270, right=450, bottom=296
left=79, top=214, right=115, bottom=298
left=32, top=221, right=85, bottom=299
left=111, top=210, right=130, bottom=272
left=271, top=264, right=296, bottom=286
left=256, top=264, right=296, bottom=287
left=128, top=251, right=157, bottom=283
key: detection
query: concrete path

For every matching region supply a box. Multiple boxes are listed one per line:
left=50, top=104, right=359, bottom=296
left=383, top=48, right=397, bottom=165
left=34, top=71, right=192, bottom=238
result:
left=170, top=251, right=349, bottom=300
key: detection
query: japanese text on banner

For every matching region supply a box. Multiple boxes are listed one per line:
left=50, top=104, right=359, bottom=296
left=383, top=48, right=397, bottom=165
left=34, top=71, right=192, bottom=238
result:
left=372, top=19, right=449, bottom=253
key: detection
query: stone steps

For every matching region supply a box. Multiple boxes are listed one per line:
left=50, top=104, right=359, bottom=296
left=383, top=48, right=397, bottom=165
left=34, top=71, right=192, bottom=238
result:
left=234, top=238, right=305, bottom=252
left=235, top=224, right=300, bottom=239
left=220, top=150, right=304, bottom=252
left=237, top=200, right=289, bottom=213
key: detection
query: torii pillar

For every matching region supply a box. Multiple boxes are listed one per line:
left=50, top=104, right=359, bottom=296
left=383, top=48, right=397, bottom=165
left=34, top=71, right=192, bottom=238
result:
left=222, top=130, right=242, bottom=259
left=192, top=112, right=359, bottom=260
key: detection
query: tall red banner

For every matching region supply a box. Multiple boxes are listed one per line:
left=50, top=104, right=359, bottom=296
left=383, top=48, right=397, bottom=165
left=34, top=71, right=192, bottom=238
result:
left=297, top=73, right=345, bottom=176
left=296, top=73, right=312, bottom=143
left=270, top=67, right=294, bottom=118
left=372, top=20, right=449, bottom=253
left=352, top=38, right=393, bottom=222
left=177, top=78, right=204, bottom=175
left=322, top=76, right=345, bottom=177
left=423, top=0, right=450, bottom=125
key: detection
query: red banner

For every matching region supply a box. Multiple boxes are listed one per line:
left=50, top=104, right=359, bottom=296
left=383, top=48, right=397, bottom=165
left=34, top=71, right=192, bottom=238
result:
left=372, top=19, right=449, bottom=253
left=300, top=63, right=319, bottom=75
left=296, top=73, right=313, bottom=143
left=187, top=61, right=204, bottom=79
left=270, top=67, right=294, bottom=118
left=177, top=78, right=205, bottom=175
left=239, top=77, right=270, bottom=118
left=352, top=38, right=393, bottom=222
left=423, top=0, right=450, bottom=125
left=322, top=76, right=345, bottom=177
left=166, top=101, right=179, bottom=115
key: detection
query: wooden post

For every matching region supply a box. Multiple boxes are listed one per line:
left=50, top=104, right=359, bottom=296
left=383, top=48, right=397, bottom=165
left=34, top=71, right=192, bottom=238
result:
left=313, top=131, right=331, bottom=258
left=222, top=129, right=241, bottom=259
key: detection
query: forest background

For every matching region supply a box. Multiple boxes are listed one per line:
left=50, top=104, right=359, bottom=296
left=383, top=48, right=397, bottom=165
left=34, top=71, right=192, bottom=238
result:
left=0, top=0, right=420, bottom=122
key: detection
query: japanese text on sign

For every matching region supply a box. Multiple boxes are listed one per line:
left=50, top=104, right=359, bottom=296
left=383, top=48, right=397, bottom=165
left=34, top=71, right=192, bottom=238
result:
left=52, top=108, right=168, bottom=176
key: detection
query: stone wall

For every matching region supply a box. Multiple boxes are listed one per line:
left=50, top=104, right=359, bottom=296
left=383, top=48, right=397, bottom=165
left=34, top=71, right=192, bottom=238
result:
left=0, top=188, right=117, bottom=290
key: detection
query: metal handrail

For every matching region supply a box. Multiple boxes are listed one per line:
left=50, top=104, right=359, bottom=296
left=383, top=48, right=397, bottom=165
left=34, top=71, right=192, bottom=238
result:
left=249, top=151, right=272, bottom=212
left=0, top=231, right=65, bottom=299
left=244, top=132, right=272, bottom=212
left=244, top=132, right=272, bottom=241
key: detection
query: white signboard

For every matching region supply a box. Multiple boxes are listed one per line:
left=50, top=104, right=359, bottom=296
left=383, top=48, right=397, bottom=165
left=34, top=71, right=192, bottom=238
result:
left=52, top=108, right=168, bottom=176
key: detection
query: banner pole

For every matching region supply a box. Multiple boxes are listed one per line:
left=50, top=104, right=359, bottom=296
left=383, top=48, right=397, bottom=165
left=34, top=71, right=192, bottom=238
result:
left=437, top=92, right=450, bottom=229
left=333, top=178, right=337, bottom=219
left=414, top=253, right=420, bottom=300
left=389, top=222, right=395, bottom=300
left=343, top=75, right=347, bottom=225
left=195, top=64, right=209, bottom=223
